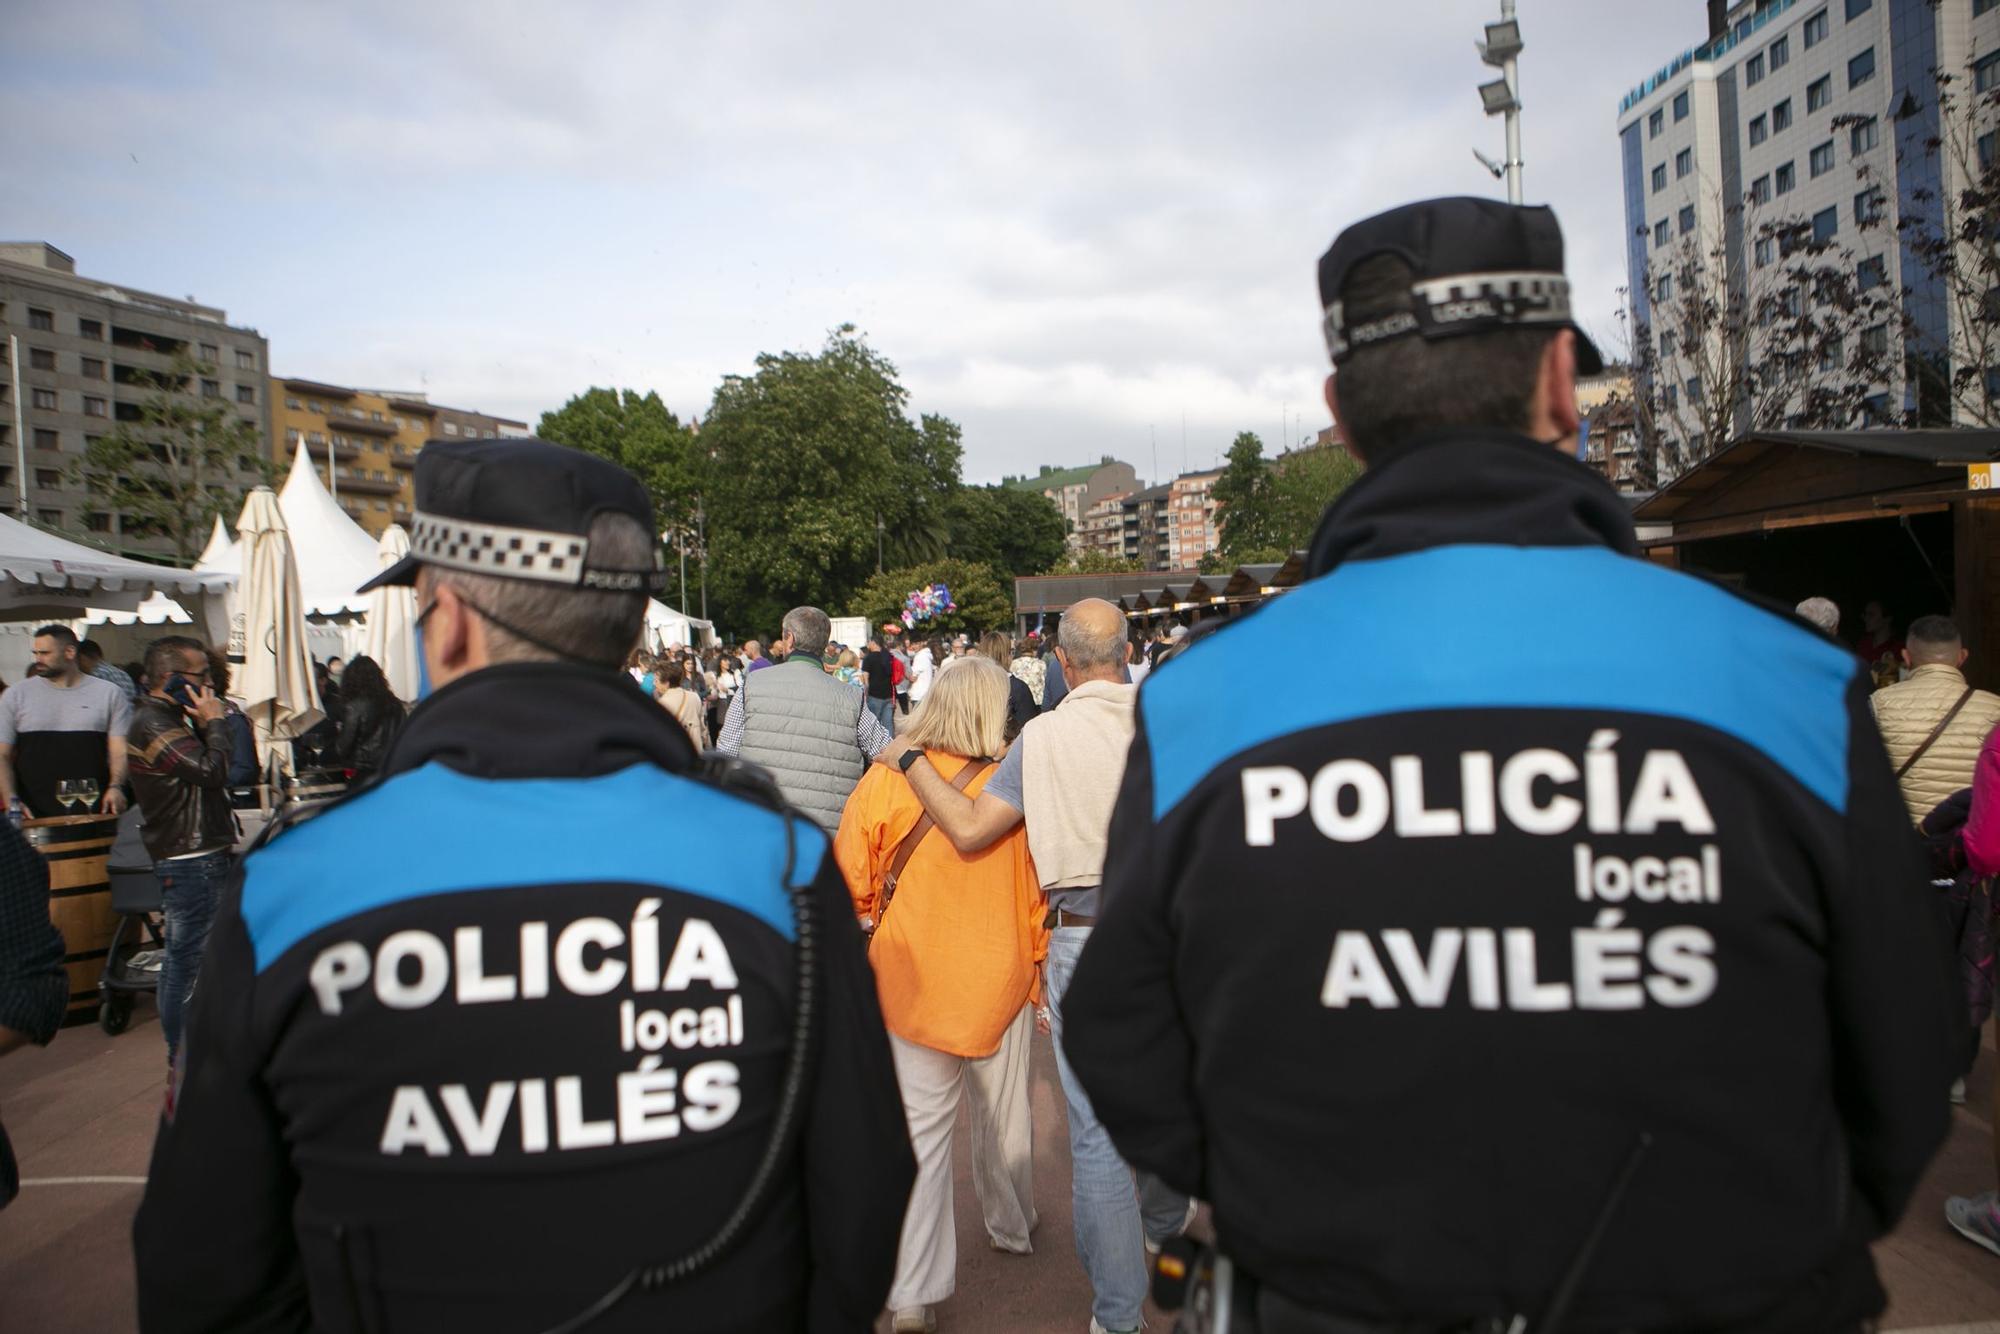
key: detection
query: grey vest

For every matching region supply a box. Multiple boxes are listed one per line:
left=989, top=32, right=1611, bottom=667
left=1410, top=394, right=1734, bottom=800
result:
left=736, top=660, right=867, bottom=832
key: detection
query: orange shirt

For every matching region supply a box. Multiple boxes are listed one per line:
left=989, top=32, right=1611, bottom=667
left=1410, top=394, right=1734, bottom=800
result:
left=834, top=752, right=1047, bottom=1058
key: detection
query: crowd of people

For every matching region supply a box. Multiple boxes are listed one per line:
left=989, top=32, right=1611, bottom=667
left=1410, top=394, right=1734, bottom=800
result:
left=0, top=194, right=1996, bottom=1334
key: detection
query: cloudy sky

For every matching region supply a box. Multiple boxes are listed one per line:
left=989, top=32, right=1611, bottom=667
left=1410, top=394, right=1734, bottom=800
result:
left=3, top=1, right=1698, bottom=484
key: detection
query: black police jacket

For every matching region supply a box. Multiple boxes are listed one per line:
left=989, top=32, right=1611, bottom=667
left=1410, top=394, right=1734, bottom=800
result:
left=133, top=663, right=914, bottom=1333
left=1062, top=430, right=1960, bottom=1333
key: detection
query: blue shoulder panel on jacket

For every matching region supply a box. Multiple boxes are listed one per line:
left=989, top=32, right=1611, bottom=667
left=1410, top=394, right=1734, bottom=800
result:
left=1143, top=544, right=1857, bottom=819
left=241, top=763, right=820, bottom=972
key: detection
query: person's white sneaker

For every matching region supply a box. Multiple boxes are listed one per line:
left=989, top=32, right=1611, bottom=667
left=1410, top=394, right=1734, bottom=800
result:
left=892, top=1307, right=936, bottom=1333
left=1089, top=1320, right=1140, bottom=1334
left=1144, top=1198, right=1201, bottom=1257
left=1951, top=1077, right=1967, bottom=1106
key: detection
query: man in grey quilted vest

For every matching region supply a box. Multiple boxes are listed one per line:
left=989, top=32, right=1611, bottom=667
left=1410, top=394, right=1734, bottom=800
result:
left=718, top=605, right=891, bottom=831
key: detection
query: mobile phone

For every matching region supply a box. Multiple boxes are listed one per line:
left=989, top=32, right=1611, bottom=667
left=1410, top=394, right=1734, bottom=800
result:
left=163, top=673, right=198, bottom=709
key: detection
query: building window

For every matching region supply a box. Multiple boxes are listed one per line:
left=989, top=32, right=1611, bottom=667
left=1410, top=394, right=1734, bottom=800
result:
left=1845, top=0, right=1871, bottom=14
left=83, top=396, right=106, bottom=418
left=27, top=308, right=52, bottom=331
left=1820, top=335, right=1844, bottom=372
left=1776, top=161, right=1797, bottom=193
left=198, top=342, right=218, bottom=363
left=1660, top=330, right=1678, bottom=358
left=201, top=379, right=220, bottom=398
left=28, top=347, right=54, bottom=371
left=443, top=422, right=460, bottom=435
left=285, top=396, right=303, bottom=410
left=1773, top=98, right=1792, bottom=132
left=1978, top=50, right=2000, bottom=93
left=1756, top=234, right=1777, bottom=266
left=31, top=389, right=57, bottom=411
left=1808, top=75, right=1832, bottom=111
left=1812, top=206, right=1838, bottom=243
left=1678, top=204, right=1697, bottom=234
left=1855, top=187, right=1886, bottom=225
left=1749, top=113, right=1768, bottom=146
left=1804, top=8, right=1829, bottom=46
left=1979, top=0, right=1999, bottom=15
left=34, top=469, right=60, bottom=489
left=80, top=356, right=104, bottom=379
left=235, top=349, right=255, bottom=370
left=1652, top=163, right=1667, bottom=192
left=84, top=512, right=111, bottom=533
left=1862, top=323, right=1889, bottom=357
left=1675, top=147, right=1693, bottom=178
left=1664, top=383, right=1679, bottom=410
left=77, top=317, right=102, bottom=339
left=1746, top=51, right=1765, bottom=85
left=1848, top=47, right=1875, bottom=87
left=32, top=428, right=58, bottom=450
left=1654, top=218, right=1670, bottom=246
left=1751, top=173, right=1772, bottom=204
left=1658, top=272, right=1675, bottom=302
left=1810, top=140, right=1836, bottom=177
left=1770, top=34, right=1790, bottom=69
left=285, top=427, right=301, bottom=445
left=1649, top=107, right=1665, bottom=139
left=1858, top=254, right=1887, bottom=288
left=236, top=384, right=255, bottom=404
left=1673, top=89, right=1690, bottom=121
left=1982, top=130, right=1998, bottom=172
left=1850, top=116, right=1879, bottom=155
left=36, top=510, right=61, bottom=527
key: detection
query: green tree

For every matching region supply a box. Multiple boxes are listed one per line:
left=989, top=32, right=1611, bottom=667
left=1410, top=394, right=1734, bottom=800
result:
left=536, top=387, right=696, bottom=531
left=851, top=558, right=1013, bottom=638
left=695, top=327, right=963, bottom=633
left=1266, top=445, right=1360, bottom=545
left=947, top=484, right=1068, bottom=577
left=72, top=349, right=276, bottom=563
left=1212, top=430, right=1278, bottom=558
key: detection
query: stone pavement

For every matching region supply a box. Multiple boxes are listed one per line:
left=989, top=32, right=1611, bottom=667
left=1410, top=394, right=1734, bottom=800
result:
left=1, top=1004, right=1995, bottom=1333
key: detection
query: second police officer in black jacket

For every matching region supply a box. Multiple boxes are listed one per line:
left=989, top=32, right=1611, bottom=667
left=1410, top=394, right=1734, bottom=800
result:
left=133, top=439, right=914, bottom=1332
left=1063, top=198, right=1960, bottom=1333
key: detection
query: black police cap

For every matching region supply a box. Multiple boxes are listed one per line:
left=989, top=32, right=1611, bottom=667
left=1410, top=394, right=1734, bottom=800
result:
left=1317, top=196, right=1603, bottom=374
left=357, top=437, right=669, bottom=596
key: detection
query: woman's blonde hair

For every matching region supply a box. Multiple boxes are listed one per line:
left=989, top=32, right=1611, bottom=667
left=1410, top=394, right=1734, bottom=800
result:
left=837, top=647, right=858, bottom=670
left=977, top=631, right=1012, bottom=667
left=901, top=654, right=1007, bottom=759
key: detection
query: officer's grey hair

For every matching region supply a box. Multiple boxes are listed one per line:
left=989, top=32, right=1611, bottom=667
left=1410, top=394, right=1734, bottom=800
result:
left=1795, top=597, right=1840, bottom=635
left=426, top=512, right=653, bottom=669
left=1059, top=599, right=1127, bottom=674
left=781, top=606, right=832, bottom=660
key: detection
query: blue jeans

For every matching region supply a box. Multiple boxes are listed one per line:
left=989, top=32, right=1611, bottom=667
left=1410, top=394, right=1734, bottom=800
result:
left=158, top=851, right=230, bottom=1061
left=1045, top=926, right=1191, bottom=1332
left=867, top=695, right=896, bottom=738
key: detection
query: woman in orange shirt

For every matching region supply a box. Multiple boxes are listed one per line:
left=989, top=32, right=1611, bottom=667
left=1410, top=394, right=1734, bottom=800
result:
left=834, top=655, right=1047, bottom=1334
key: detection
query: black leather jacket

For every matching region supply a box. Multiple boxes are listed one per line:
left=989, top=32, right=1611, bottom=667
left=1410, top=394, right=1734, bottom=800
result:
left=334, top=691, right=405, bottom=776
left=127, top=695, right=236, bottom=861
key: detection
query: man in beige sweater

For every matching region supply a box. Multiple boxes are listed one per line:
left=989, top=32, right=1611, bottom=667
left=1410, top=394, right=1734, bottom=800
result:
left=1870, top=615, right=2000, bottom=825
left=881, top=598, right=1193, bottom=1334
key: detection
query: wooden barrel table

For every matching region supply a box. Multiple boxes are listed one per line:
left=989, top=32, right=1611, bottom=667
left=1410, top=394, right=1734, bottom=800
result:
left=25, top=813, right=122, bottom=1027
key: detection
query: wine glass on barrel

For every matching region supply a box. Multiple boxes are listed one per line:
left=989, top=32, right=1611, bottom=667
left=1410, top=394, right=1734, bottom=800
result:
left=55, top=779, right=79, bottom=816
left=75, top=778, right=100, bottom=816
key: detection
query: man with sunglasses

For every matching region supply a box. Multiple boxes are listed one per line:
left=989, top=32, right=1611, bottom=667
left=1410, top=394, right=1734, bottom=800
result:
left=126, top=635, right=235, bottom=1066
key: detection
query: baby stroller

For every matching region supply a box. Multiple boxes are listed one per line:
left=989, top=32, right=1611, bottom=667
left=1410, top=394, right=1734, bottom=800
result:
left=98, top=807, right=164, bottom=1036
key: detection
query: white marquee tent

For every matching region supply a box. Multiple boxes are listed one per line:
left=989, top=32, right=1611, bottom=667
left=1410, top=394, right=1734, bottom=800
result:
left=0, top=511, right=232, bottom=634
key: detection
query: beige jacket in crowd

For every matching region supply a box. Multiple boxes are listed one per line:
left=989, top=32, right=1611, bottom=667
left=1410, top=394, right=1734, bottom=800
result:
left=1869, top=662, right=2000, bottom=824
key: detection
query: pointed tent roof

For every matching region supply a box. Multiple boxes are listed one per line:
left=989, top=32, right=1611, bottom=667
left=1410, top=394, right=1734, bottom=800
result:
left=278, top=444, right=381, bottom=616
left=195, top=514, right=238, bottom=573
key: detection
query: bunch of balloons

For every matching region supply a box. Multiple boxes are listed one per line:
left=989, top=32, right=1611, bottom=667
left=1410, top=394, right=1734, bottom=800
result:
left=901, top=582, right=956, bottom=628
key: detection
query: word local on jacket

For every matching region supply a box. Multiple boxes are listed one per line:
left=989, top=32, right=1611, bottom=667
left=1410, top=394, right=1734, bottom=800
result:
left=307, top=901, right=746, bottom=1158
left=1242, top=732, right=1724, bottom=1014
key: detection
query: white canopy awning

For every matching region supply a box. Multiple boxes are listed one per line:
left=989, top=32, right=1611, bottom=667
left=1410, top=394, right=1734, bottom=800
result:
left=0, top=512, right=234, bottom=621
left=645, top=600, right=716, bottom=650
left=276, top=444, right=382, bottom=617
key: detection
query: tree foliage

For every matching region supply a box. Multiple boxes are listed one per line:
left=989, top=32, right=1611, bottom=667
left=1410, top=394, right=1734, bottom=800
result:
left=694, top=327, right=962, bottom=635
left=947, top=484, right=1068, bottom=577
left=1215, top=430, right=1354, bottom=558
left=536, top=387, right=696, bottom=530
left=850, top=558, right=1013, bottom=638
left=72, top=349, right=276, bottom=563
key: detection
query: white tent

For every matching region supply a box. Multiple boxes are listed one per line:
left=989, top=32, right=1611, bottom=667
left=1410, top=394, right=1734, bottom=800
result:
left=645, top=600, right=716, bottom=651
left=235, top=488, right=323, bottom=760
left=360, top=524, right=420, bottom=701
left=0, top=511, right=233, bottom=623
left=276, top=444, right=380, bottom=618
left=196, top=515, right=237, bottom=572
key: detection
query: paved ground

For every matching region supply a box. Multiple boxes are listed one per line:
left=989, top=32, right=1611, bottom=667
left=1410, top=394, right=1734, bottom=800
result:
left=2, top=1002, right=1996, bottom=1333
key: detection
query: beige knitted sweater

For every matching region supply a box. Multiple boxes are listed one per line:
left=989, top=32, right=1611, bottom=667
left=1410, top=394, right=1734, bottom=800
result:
left=1019, top=679, right=1137, bottom=892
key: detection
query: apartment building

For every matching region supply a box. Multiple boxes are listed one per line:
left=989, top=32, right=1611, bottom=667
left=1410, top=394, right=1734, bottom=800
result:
left=1167, top=468, right=1224, bottom=568
left=1077, top=490, right=1132, bottom=557
left=1005, top=458, right=1139, bottom=551
left=0, top=242, right=270, bottom=557
left=272, top=379, right=527, bottom=537
left=1121, top=484, right=1173, bottom=570
left=1617, top=0, right=2000, bottom=474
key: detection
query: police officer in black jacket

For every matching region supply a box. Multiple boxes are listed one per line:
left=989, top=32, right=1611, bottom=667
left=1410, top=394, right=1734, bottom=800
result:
left=1062, top=198, right=1960, bottom=1333
left=134, top=439, right=914, bottom=1332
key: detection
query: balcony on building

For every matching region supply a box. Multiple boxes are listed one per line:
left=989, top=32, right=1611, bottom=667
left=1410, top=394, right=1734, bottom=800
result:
left=281, top=378, right=356, bottom=401
left=335, top=473, right=404, bottom=497
left=336, top=414, right=398, bottom=437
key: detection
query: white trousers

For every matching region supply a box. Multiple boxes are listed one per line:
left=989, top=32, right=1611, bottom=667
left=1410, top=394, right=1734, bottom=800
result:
left=886, top=1003, right=1038, bottom=1310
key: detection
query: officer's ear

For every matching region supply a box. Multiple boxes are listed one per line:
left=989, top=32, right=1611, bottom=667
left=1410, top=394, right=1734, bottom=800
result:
left=1532, top=331, right=1583, bottom=445
left=423, top=580, right=482, bottom=684
left=1324, top=374, right=1365, bottom=466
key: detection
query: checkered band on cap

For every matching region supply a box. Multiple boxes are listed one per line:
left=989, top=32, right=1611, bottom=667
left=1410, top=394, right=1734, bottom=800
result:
left=408, top=512, right=592, bottom=585
left=1323, top=269, right=1575, bottom=362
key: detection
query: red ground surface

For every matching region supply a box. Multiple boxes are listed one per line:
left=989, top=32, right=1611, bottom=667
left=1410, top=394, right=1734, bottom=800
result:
left=2, top=1007, right=1995, bottom=1333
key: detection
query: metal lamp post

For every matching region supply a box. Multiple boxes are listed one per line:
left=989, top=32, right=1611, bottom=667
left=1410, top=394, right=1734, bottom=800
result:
left=1476, top=1, right=1525, bottom=204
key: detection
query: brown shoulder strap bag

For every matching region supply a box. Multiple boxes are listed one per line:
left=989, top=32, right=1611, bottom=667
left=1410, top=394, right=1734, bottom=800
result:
left=1896, top=686, right=1976, bottom=780
left=874, top=756, right=993, bottom=930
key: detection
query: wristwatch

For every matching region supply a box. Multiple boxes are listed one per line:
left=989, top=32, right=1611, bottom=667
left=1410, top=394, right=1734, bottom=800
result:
left=898, top=749, right=924, bottom=773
